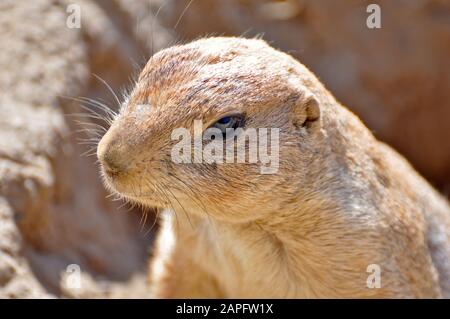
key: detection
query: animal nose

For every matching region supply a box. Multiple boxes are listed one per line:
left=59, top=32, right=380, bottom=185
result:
left=98, top=148, right=126, bottom=174
left=97, top=133, right=128, bottom=175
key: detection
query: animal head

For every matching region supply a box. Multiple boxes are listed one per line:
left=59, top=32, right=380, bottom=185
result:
left=97, top=37, right=324, bottom=222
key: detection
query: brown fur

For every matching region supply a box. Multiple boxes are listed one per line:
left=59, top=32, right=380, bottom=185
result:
left=97, top=37, right=450, bottom=298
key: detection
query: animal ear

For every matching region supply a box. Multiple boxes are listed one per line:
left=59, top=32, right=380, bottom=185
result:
left=290, top=91, right=321, bottom=130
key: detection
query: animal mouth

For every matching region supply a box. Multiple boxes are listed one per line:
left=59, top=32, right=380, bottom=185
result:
left=101, top=169, right=159, bottom=203
left=100, top=166, right=131, bottom=194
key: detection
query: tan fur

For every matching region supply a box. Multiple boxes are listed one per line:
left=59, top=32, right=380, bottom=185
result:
left=97, top=37, right=450, bottom=298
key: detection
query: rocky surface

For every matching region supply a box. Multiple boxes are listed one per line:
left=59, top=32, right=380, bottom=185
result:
left=0, top=0, right=449, bottom=298
left=0, top=0, right=170, bottom=298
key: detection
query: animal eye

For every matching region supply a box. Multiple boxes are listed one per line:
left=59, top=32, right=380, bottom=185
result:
left=218, top=116, right=232, bottom=125
left=211, top=114, right=245, bottom=138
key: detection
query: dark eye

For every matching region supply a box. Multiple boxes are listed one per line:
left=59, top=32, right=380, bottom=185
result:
left=211, top=114, right=245, bottom=138
left=217, top=116, right=232, bottom=125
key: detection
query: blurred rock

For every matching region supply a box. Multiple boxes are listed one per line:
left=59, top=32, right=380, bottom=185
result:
left=0, top=0, right=172, bottom=298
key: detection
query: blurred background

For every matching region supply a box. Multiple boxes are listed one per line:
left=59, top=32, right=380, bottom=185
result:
left=0, top=0, right=449, bottom=298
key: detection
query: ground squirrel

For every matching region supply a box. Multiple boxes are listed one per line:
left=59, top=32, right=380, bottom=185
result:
left=97, top=37, right=450, bottom=298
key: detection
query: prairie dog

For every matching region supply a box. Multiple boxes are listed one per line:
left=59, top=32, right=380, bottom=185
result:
left=97, top=37, right=450, bottom=298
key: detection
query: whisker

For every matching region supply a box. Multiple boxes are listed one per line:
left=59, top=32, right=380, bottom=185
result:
left=162, top=179, right=194, bottom=230
left=63, top=95, right=117, bottom=118
left=93, top=74, right=122, bottom=110
left=153, top=180, right=180, bottom=235
left=80, top=149, right=98, bottom=157
left=78, top=104, right=114, bottom=124
left=59, top=95, right=115, bottom=130
left=174, top=0, right=195, bottom=30
left=76, top=96, right=117, bottom=119
left=150, top=0, right=169, bottom=56
left=144, top=207, right=160, bottom=237
left=66, top=112, right=113, bottom=126
left=140, top=209, right=149, bottom=233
